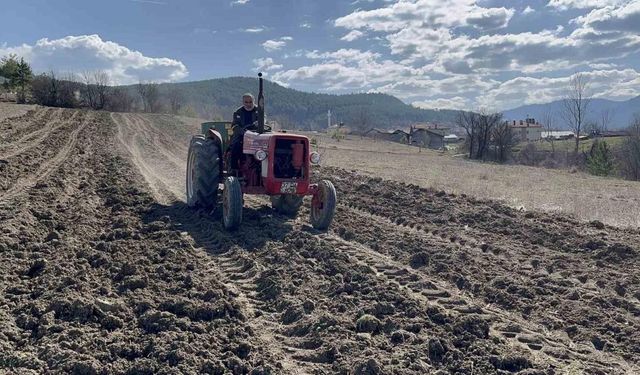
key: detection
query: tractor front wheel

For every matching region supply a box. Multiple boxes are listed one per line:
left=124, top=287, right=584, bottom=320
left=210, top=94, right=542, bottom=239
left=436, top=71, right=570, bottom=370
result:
left=310, top=180, right=336, bottom=230
left=271, top=194, right=303, bottom=216
left=223, top=176, right=243, bottom=230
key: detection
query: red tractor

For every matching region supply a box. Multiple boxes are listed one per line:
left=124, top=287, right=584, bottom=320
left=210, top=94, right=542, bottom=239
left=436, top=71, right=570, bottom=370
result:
left=186, top=73, right=336, bottom=230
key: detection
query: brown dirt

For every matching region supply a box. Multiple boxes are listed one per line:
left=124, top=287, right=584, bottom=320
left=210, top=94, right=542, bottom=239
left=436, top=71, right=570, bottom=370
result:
left=0, top=107, right=638, bottom=374
left=302, top=131, right=640, bottom=228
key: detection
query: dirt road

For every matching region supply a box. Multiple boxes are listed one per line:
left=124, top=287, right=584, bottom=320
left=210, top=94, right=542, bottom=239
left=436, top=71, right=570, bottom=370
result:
left=1, top=107, right=638, bottom=374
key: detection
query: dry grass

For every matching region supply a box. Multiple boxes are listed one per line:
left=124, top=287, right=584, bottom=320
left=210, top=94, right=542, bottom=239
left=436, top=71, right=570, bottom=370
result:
left=304, top=131, right=640, bottom=228
left=0, top=103, right=36, bottom=122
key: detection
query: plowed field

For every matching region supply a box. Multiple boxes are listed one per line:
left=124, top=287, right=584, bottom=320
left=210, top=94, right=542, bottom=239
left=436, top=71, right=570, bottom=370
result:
left=1, top=105, right=638, bottom=374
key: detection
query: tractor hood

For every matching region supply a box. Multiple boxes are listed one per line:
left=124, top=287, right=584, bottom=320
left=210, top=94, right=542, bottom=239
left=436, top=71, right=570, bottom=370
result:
left=242, top=131, right=308, bottom=155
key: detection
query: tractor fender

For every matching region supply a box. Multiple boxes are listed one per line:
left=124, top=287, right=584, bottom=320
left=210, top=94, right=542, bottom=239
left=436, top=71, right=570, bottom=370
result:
left=206, top=129, right=225, bottom=173
left=207, top=128, right=224, bottom=148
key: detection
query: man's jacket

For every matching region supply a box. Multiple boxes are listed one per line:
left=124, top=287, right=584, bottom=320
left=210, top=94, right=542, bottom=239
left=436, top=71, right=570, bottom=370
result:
left=232, top=106, right=258, bottom=129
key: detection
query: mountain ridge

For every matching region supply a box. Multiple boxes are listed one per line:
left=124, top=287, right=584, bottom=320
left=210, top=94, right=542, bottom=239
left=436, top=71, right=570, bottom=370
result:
left=123, top=76, right=461, bottom=130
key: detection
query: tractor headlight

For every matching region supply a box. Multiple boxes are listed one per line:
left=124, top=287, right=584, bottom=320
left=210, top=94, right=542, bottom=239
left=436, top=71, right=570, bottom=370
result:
left=310, top=151, right=321, bottom=165
left=255, top=149, right=267, bottom=161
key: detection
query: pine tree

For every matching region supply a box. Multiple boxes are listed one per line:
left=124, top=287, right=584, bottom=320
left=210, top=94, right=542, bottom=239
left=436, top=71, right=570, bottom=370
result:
left=587, top=140, right=614, bottom=177
left=15, top=58, right=33, bottom=104
left=0, top=54, right=20, bottom=91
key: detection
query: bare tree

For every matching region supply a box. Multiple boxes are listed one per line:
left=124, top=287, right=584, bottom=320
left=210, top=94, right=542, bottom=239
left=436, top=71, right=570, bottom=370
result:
left=600, top=108, right=613, bottom=134
left=57, top=73, right=81, bottom=108
left=542, top=111, right=556, bottom=154
left=167, top=87, right=183, bottom=114
left=457, top=110, right=501, bottom=160
left=82, top=71, right=110, bottom=110
left=457, top=111, right=479, bottom=159
left=106, top=87, right=133, bottom=112
left=137, top=82, right=160, bottom=112
left=82, top=71, right=96, bottom=109
left=619, top=115, right=640, bottom=180
left=353, top=106, right=370, bottom=136
left=476, top=111, right=500, bottom=160
left=491, top=117, right=515, bottom=163
left=561, top=73, right=591, bottom=154
left=31, top=72, right=58, bottom=107
left=93, top=71, right=110, bottom=110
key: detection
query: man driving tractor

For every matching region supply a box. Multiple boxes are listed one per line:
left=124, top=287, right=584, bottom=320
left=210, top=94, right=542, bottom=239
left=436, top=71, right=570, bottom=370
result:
left=186, top=73, right=336, bottom=231
left=228, top=93, right=258, bottom=170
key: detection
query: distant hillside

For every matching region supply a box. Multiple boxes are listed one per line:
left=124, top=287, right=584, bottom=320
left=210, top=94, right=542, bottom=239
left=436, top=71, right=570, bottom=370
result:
left=122, top=77, right=460, bottom=130
left=503, top=96, right=640, bottom=130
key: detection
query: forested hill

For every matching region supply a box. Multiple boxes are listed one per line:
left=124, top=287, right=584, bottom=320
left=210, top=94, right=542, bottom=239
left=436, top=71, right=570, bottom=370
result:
left=128, top=77, right=460, bottom=130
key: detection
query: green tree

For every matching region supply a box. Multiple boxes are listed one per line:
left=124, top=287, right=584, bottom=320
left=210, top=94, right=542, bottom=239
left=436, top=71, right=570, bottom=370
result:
left=14, top=58, right=33, bottom=103
left=0, top=54, right=20, bottom=91
left=587, top=140, right=614, bottom=177
left=0, top=55, right=33, bottom=103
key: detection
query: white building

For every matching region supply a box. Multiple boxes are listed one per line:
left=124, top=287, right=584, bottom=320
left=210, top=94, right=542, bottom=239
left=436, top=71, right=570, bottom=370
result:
left=509, top=118, right=543, bottom=142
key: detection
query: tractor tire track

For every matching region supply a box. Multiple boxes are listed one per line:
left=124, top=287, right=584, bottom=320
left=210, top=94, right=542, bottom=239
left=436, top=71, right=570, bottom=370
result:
left=0, top=109, right=69, bottom=160
left=0, top=111, right=91, bottom=205
left=324, top=204, right=638, bottom=374
left=111, top=113, right=640, bottom=374
left=328, top=168, right=640, bottom=372
left=3, top=110, right=629, bottom=374
left=0, top=107, right=61, bottom=147
left=110, top=112, right=308, bottom=372
left=1, top=109, right=280, bottom=374
left=148, top=198, right=314, bottom=374
left=112, top=112, right=184, bottom=205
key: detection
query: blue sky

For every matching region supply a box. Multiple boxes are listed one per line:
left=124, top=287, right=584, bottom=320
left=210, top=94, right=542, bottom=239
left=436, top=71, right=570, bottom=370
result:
left=1, top=0, right=640, bottom=111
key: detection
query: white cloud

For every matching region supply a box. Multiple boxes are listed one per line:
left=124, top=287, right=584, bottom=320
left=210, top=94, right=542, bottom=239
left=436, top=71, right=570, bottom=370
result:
left=231, top=0, right=249, bottom=5
left=272, top=63, right=367, bottom=90
left=262, top=40, right=286, bottom=52
left=479, top=69, right=640, bottom=109
left=273, top=47, right=420, bottom=91
left=547, top=0, right=627, bottom=11
left=243, top=27, right=265, bottom=33
left=573, top=1, right=640, bottom=32
left=305, top=48, right=381, bottom=63
left=261, top=36, right=292, bottom=52
left=252, top=57, right=283, bottom=72
left=300, top=22, right=312, bottom=29
left=335, top=0, right=514, bottom=31
left=380, top=21, right=640, bottom=74
left=412, top=96, right=469, bottom=110
left=270, top=0, right=640, bottom=111
left=467, top=7, right=515, bottom=30
left=341, top=30, right=365, bottom=41
left=0, top=34, right=188, bottom=84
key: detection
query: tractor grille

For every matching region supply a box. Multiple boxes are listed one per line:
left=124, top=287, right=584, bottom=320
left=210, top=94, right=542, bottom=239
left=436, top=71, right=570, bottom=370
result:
left=274, top=139, right=305, bottom=179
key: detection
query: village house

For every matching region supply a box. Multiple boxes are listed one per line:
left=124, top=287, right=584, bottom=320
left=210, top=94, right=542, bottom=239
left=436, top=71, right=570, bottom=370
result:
left=365, top=128, right=409, bottom=143
left=509, top=118, right=543, bottom=142
left=408, top=124, right=447, bottom=150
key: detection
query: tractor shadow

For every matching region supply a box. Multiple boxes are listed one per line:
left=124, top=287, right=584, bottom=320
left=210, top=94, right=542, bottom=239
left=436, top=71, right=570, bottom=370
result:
left=142, top=200, right=295, bottom=254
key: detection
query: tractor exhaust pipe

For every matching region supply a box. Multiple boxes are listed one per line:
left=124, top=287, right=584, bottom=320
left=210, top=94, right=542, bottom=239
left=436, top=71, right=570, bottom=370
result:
left=257, top=72, right=265, bottom=133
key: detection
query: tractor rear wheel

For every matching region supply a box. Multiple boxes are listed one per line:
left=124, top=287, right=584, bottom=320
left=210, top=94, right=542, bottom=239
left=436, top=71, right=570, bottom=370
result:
left=186, top=135, right=220, bottom=209
left=271, top=194, right=303, bottom=216
left=223, top=176, right=243, bottom=230
left=310, top=180, right=336, bottom=230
